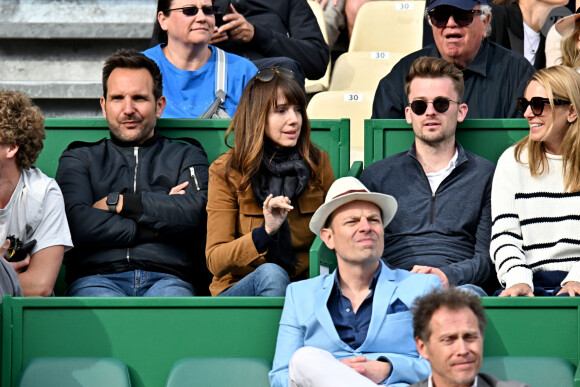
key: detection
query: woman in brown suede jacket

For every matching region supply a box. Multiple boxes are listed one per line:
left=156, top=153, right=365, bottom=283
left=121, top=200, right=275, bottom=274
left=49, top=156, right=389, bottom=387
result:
left=206, top=67, right=334, bottom=296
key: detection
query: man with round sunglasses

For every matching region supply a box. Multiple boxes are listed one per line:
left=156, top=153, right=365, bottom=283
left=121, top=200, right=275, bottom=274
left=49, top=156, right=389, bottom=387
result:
left=372, top=0, right=535, bottom=120
left=361, top=57, right=496, bottom=295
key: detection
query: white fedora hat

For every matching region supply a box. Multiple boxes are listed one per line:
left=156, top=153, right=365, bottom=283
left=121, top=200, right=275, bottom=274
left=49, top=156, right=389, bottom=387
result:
left=309, top=177, right=398, bottom=236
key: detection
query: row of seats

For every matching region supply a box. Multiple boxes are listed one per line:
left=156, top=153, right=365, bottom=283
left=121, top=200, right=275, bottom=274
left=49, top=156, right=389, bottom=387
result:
left=17, top=357, right=271, bottom=387
left=305, top=1, right=429, bottom=159
left=17, top=356, right=576, bottom=387
left=305, top=1, right=426, bottom=94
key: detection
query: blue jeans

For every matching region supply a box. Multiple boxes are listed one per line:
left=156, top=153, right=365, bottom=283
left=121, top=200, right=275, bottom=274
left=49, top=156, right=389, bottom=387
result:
left=218, top=263, right=290, bottom=297
left=65, top=270, right=196, bottom=297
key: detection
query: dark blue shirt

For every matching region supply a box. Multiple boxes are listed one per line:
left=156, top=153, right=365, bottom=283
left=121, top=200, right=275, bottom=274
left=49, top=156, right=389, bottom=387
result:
left=327, top=264, right=381, bottom=350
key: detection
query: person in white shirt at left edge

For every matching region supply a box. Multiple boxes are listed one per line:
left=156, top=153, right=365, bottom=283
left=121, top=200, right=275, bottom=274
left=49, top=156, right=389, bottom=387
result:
left=0, top=91, right=72, bottom=301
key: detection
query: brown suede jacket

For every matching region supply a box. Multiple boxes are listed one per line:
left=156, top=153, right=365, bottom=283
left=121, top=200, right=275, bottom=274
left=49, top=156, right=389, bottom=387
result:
left=206, top=150, right=334, bottom=296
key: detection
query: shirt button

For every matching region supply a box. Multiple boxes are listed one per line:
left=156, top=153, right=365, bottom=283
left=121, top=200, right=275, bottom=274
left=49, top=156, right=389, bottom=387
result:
left=346, top=308, right=351, bottom=313
left=355, top=329, right=360, bottom=333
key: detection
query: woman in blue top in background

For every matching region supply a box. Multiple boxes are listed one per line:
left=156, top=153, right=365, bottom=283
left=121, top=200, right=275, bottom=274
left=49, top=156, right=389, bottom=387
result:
left=144, top=0, right=257, bottom=118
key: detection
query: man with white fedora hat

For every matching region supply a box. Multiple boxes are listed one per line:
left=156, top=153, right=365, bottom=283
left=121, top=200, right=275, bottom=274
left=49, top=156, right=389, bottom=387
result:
left=269, top=177, right=442, bottom=387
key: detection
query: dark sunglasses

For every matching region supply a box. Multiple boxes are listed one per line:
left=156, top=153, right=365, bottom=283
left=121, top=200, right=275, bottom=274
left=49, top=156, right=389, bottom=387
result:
left=517, top=97, right=570, bottom=116
left=409, top=97, right=459, bottom=115
left=165, top=5, right=219, bottom=16
left=255, top=67, right=295, bottom=82
left=428, top=7, right=484, bottom=27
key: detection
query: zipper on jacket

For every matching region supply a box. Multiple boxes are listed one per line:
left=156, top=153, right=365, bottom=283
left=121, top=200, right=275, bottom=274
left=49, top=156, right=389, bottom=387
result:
left=126, top=146, right=140, bottom=263
left=133, top=147, right=139, bottom=194
left=430, top=194, right=436, bottom=224
left=189, top=166, right=200, bottom=191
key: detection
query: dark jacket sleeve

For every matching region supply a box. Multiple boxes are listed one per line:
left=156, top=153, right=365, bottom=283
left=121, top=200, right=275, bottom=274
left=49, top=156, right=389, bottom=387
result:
left=138, top=147, right=209, bottom=236
left=249, top=0, right=329, bottom=79
left=56, top=149, right=138, bottom=247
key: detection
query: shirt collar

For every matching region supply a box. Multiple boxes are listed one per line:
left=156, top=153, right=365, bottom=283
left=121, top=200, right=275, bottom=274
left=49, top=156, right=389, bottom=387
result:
left=428, top=39, right=488, bottom=77
left=333, top=262, right=382, bottom=293
left=427, top=374, right=478, bottom=387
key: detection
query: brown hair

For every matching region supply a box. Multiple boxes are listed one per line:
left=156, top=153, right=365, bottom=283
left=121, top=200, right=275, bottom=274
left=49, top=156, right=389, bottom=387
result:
left=412, top=288, right=487, bottom=342
left=102, top=49, right=163, bottom=101
left=514, top=66, right=580, bottom=192
left=404, top=56, right=465, bottom=102
left=0, top=91, right=45, bottom=170
left=224, top=71, right=322, bottom=193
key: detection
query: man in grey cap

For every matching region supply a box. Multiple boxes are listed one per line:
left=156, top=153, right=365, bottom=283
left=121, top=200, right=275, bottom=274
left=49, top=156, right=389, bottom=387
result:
left=372, top=0, right=535, bottom=119
left=269, top=177, right=442, bottom=387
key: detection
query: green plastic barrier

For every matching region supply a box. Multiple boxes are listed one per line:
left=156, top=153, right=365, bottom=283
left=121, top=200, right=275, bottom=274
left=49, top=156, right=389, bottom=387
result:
left=310, top=118, right=530, bottom=277
left=364, top=118, right=529, bottom=167
left=40, top=117, right=351, bottom=179
left=1, top=297, right=284, bottom=387
left=3, top=297, right=580, bottom=387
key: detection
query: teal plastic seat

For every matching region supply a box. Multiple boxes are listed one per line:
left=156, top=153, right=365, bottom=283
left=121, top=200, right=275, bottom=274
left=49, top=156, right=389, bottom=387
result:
left=480, top=356, right=575, bottom=387
left=18, top=357, right=131, bottom=387
left=165, top=357, right=271, bottom=387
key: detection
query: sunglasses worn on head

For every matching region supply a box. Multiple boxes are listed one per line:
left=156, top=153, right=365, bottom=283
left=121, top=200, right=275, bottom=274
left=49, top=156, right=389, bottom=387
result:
left=410, top=97, right=459, bottom=115
left=255, top=67, right=295, bottom=82
left=165, top=5, right=219, bottom=16
left=429, top=7, right=484, bottom=27
left=517, top=97, right=570, bottom=116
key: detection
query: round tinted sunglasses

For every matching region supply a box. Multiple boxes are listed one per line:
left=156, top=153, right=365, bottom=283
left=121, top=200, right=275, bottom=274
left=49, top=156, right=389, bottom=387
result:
left=428, top=7, right=484, bottom=27
left=255, top=67, right=295, bottom=82
left=409, top=97, right=459, bottom=115
left=165, top=5, right=219, bottom=16
left=517, top=97, right=570, bottom=116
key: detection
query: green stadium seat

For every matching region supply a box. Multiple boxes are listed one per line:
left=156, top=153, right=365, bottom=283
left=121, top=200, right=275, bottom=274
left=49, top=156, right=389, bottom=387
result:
left=480, top=356, right=576, bottom=387
left=165, top=357, right=271, bottom=387
left=18, top=357, right=131, bottom=387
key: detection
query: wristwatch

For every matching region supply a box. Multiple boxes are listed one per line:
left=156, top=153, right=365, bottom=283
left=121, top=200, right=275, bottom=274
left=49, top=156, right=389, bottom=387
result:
left=106, top=192, right=120, bottom=213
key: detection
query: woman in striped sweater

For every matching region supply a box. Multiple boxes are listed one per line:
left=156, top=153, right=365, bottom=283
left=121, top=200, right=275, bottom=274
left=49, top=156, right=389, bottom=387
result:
left=491, top=65, right=580, bottom=296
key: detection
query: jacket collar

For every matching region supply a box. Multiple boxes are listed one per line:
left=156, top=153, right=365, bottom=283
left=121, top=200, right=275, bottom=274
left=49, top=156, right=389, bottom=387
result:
left=408, top=140, right=469, bottom=167
left=109, top=129, right=160, bottom=148
left=314, top=261, right=399, bottom=351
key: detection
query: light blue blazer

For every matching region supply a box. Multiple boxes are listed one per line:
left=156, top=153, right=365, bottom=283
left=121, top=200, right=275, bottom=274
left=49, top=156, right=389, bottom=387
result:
left=269, top=261, right=442, bottom=387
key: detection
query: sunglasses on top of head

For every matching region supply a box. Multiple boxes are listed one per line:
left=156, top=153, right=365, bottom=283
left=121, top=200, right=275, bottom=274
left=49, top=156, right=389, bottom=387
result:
left=165, top=5, right=219, bottom=16
left=255, top=67, right=295, bottom=82
left=409, top=97, right=459, bottom=115
left=516, top=97, right=570, bottom=117
left=428, top=7, right=484, bottom=27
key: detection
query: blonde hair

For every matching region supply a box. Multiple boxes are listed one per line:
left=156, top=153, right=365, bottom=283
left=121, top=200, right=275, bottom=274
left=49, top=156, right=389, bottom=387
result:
left=515, top=66, right=580, bottom=192
left=560, top=20, right=580, bottom=69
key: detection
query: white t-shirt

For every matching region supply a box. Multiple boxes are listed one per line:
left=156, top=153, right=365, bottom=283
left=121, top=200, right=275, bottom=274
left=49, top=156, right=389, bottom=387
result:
left=523, top=22, right=541, bottom=65
left=0, top=168, right=73, bottom=295
left=426, top=150, right=459, bottom=194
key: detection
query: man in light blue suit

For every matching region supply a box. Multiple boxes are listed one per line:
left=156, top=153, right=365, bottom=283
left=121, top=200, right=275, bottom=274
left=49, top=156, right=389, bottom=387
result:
left=269, top=177, right=443, bottom=387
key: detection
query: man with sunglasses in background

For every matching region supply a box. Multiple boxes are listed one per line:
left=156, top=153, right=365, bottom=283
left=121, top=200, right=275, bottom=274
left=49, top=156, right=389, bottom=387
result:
left=361, top=57, right=495, bottom=295
left=372, top=0, right=535, bottom=119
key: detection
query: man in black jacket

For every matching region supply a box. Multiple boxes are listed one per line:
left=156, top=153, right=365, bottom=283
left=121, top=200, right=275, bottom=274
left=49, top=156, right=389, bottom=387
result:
left=56, top=49, right=210, bottom=297
left=209, top=0, right=330, bottom=88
